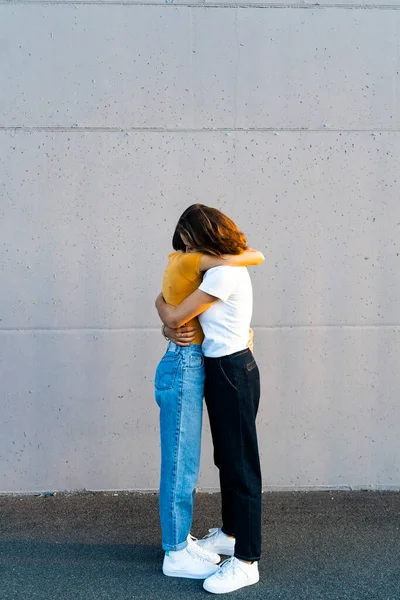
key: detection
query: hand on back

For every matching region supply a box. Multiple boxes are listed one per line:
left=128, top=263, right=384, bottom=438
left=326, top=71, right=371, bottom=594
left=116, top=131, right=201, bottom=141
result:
left=165, top=325, right=197, bottom=347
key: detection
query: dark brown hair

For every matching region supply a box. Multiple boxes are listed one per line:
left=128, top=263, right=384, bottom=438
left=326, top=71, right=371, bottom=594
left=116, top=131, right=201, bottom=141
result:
left=172, top=204, right=247, bottom=256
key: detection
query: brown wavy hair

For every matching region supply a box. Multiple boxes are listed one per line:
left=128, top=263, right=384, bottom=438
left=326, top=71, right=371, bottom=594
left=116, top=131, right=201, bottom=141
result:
left=172, top=204, right=247, bottom=256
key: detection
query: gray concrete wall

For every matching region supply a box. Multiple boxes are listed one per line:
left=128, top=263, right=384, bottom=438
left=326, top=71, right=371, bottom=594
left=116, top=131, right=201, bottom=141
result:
left=1, top=2, right=400, bottom=493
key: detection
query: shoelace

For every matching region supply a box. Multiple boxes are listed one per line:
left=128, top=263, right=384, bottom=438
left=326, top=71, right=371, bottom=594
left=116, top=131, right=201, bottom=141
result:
left=187, top=543, right=214, bottom=563
left=216, top=557, right=244, bottom=580
left=187, top=534, right=217, bottom=561
left=202, top=527, right=220, bottom=540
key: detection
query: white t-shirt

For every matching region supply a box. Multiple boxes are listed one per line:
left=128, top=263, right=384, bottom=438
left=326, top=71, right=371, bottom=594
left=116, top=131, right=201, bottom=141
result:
left=198, top=266, right=253, bottom=358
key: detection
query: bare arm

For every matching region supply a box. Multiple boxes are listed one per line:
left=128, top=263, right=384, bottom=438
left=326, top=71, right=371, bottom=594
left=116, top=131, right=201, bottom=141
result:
left=164, top=325, right=197, bottom=347
left=199, top=247, right=264, bottom=272
left=165, top=324, right=254, bottom=349
left=155, top=289, right=217, bottom=329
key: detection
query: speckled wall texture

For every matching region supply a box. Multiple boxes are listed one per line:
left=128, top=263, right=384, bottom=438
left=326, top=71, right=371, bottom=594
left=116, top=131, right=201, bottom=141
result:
left=1, top=2, right=400, bottom=493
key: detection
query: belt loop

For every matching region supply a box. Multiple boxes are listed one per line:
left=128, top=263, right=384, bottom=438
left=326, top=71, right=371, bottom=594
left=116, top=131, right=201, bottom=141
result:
left=174, top=343, right=181, bottom=355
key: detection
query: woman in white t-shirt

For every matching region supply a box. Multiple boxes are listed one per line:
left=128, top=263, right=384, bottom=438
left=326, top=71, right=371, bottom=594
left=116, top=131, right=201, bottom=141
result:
left=156, top=205, right=263, bottom=595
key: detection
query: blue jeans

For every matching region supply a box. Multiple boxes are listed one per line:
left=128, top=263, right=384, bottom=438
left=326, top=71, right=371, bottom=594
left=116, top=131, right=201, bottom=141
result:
left=154, top=342, right=205, bottom=551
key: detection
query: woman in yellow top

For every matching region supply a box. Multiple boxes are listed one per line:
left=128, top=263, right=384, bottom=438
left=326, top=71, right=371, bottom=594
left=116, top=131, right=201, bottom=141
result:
left=154, top=204, right=264, bottom=581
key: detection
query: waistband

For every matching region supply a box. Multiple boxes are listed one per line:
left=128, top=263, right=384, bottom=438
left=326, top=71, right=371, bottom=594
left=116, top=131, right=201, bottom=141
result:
left=204, top=347, right=250, bottom=361
left=167, top=341, right=203, bottom=355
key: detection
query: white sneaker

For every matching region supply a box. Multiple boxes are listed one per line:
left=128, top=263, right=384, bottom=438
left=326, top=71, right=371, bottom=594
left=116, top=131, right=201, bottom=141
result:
left=203, top=557, right=259, bottom=594
left=162, top=545, right=219, bottom=579
left=196, top=528, right=235, bottom=556
left=187, top=534, right=221, bottom=564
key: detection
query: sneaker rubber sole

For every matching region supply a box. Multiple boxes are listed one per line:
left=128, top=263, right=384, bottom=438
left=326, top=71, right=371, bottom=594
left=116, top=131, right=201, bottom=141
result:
left=203, top=571, right=259, bottom=594
left=163, top=565, right=219, bottom=580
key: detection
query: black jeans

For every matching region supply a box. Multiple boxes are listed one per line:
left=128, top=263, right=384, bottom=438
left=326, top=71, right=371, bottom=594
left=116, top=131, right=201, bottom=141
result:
left=204, top=348, right=262, bottom=562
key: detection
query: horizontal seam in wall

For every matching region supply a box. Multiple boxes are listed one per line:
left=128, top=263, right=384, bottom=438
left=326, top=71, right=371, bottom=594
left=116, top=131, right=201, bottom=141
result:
left=0, top=127, right=399, bottom=133
left=1, top=1, right=400, bottom=9
left=0, top=325, right=399, bottom=332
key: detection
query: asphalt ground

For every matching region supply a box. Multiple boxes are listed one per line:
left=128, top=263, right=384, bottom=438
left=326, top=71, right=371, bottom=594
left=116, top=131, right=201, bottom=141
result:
left=0, top=491, right=399, bottom=600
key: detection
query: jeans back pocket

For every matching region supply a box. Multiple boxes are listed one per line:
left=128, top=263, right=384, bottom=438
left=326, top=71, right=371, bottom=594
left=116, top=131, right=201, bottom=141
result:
left=155, top=354, right=180, bottom=391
